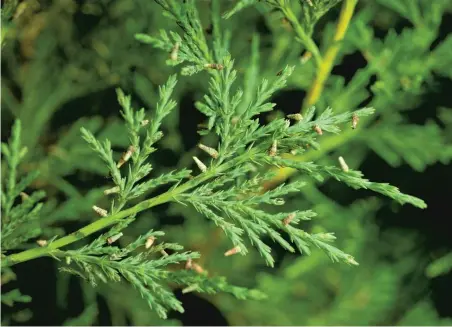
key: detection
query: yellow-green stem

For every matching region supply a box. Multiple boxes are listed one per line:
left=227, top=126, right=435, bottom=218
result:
left=264, top=0, right=358, bottom=190
left=302, top=0, right=358, bottom=110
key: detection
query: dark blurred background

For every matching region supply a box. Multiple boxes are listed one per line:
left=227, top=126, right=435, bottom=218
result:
left=1, top=0, right=451, bottom=325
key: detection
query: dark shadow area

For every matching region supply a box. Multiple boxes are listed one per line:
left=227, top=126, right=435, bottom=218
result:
left=169, top=290, right=229, bottom=326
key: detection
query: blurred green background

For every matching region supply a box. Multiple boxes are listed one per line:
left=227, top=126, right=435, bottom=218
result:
left=1, top=0, right=452, bottom=325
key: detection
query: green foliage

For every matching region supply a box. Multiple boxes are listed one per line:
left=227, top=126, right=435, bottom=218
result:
left=398, top=301, right=452, bottom=326
left=135, top=1, right=424, bottom=272
left=426, top=252, right=452, bottom=278
left=80, top=75, right=184, bottom=214
left=1, top=120, right=45, bottom=250
left=1, top=0, right=451, bottom=325
left=224, top=0, right=342, bottom=36
left=61, top=228, right=199, bottom=319
left=1, top=289, right=32, bottom=307
left=58, top=74, right=263, bottom=319
left=210, top=197, right=447, bottom=326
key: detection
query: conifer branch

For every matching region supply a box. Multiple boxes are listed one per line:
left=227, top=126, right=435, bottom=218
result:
left=2, top=0, right=441, bottom=322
